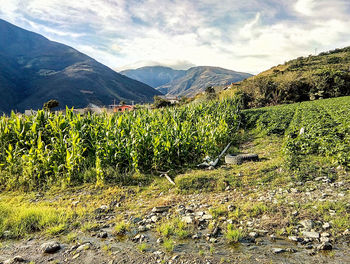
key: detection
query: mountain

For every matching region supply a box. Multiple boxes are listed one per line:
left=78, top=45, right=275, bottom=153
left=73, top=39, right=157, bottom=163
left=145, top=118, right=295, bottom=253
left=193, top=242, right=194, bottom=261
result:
left=157, top=66, right=252, bottom=96
left=229, top=46, right=350, bottom=108
left=120, top=66, right=186, bottom=90
left=0, top=19, right=161, bottom=113
left=121, top=66, right=252, bottom=97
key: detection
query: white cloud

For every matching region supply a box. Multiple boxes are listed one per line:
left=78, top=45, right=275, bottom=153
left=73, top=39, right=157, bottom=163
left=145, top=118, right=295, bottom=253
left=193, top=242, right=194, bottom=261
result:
left=1, top=0, right=350, bottom=74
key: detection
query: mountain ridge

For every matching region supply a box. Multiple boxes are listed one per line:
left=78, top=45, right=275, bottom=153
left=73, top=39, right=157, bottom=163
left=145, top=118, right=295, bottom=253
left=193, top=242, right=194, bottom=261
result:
left=0, top=19, right=161, bottom=113
left=121, top=65, right=252, bottom=97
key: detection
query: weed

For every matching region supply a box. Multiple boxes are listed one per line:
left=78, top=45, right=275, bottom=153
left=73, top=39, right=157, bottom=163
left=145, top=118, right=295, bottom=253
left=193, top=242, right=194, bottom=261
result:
left=163, top=238, right=175, bottom=252
left=225, top=224, right=245, bottom=244
left=138, top=242, right=148, bottom=252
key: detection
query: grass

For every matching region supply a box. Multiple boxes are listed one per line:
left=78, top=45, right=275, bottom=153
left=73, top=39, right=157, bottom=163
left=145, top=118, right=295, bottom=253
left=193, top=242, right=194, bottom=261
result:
left=114, top=220, right=130, bottom=235
left=163, top=238, right=175, bottom=252
left=0, top=202, right=74, bottom=238
left=156, top=218, right=191, bottom=239
left=138, top=242, right=149, bottom=252
left=225, top=224, right=245, bottom=244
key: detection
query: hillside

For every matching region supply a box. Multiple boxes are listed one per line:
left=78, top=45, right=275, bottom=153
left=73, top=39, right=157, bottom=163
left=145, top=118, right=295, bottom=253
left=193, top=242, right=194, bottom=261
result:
left=0, top=19, right=161, bottom=113
left=121, top=66, right=252, bottom=97
left=120, top=66, right=186, bottom=89
left=230, top=47, right=350, bottom=108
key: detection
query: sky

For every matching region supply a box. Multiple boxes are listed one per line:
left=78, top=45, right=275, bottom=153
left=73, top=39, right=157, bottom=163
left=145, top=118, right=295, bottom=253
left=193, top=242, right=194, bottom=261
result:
left=1, top=0, right=350, bottom=74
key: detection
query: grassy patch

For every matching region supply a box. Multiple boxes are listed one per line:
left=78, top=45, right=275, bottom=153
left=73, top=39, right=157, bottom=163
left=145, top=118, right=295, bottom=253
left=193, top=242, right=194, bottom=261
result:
left=163, top=238, right=175, bottom=252
left=225, top=224, right=245, bottom=244
left=0, top=202, right=73, bottom=238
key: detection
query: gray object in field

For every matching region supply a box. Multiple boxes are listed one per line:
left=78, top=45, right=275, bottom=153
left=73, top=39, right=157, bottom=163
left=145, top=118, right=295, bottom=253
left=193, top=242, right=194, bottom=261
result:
left=225, top=154, right=259, bottom=165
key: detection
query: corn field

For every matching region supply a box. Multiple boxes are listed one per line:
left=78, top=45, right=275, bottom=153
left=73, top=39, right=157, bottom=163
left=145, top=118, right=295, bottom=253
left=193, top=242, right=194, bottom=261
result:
left=0, top=98, right=241, bottom=190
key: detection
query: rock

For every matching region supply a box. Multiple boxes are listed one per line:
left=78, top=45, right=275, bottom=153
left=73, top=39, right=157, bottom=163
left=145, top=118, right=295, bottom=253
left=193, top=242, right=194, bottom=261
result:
left=317, top=242, right=332, bottom=251
left=201, top=214, right=213, bottom=220
left=322, top=222, right=331, bottom=229
left=291, top=210, right=299, bottom=217
left=286, top=248, right=297, bottom=253
left=302, top=231, right=320, bottom=239
left=72, top=253, right=80, bottom=260
left=156, top=238, right=163, bottom=244
left=3, top=256, right=25, bottom=264
left=321, top=232, right=330, bottom=237
left=272, top=248, right=285, bottom=254
left=227, top=205, right=236, bottom=211
left=97, top=231, right=108, bottom=238
left=209, top=238, right=217, bottom=243
left=151, top=216, right=159, bottom=223
left=192, top=233, right=201, bottom=239
left=76, top=243, right=91, bottom=252
left=182, top=216, right=194, bottom=224
left=210, top=226, right=221, bottom=238
left=288, top=236, right=301, bottom=242
left=41, top=241, right=61, bottom=254
left=72, top=201, right=80, bottom=206
left=152, top=206, right=170, bottom=213
left=300, top=220, right=314, bottom=231
left=249, top=232, right=258, bottom=238
left=320, top=237, right=330, bottom=243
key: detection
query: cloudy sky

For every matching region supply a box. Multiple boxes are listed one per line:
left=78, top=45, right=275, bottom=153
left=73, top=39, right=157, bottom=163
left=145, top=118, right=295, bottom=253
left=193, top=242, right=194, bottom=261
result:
left=1, top=0, right=350, bottom=74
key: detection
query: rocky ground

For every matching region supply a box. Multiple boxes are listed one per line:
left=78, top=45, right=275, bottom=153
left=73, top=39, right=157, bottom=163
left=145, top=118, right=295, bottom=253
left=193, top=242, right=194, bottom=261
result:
left=1, top=136, right=349, bottom=263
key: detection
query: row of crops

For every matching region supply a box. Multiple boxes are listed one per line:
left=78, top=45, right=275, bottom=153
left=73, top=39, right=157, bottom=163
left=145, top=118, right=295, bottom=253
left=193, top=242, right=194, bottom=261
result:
left=246, top=96, right=350, bottom=169
left=0, top=98, right=242, bottom=190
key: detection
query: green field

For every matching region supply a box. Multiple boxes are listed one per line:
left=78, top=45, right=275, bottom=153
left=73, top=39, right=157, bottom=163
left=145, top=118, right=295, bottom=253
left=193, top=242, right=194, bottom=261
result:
left=0, top=98, right=241, bottom=190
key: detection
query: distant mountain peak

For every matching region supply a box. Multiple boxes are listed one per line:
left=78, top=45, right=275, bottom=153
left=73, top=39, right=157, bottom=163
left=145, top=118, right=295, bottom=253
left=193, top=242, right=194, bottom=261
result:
left=121, top=65, right=252, bottom=97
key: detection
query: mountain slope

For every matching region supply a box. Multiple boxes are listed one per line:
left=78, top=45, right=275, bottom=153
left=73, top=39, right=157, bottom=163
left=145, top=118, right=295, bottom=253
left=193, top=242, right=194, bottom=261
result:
left=157, top=66, right=252, bottom=96
left=230, top=46, right=350, bottom=108
left=0, top=19, right=161, bottom=113
left=120, top=66, right=186, bottom=90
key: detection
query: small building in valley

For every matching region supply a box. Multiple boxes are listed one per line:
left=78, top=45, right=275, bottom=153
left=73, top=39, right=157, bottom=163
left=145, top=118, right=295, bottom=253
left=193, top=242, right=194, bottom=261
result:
left=109, top=104, right=134, bottom=112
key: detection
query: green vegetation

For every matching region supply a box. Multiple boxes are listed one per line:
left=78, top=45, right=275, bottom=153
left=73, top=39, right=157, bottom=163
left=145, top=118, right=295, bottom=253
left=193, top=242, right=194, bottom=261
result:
left=244, top=96, right=350, bottom=172
left=0, top=98, right=241, bottom=190
left=114, top=220, right=130, bottom=235
left=0, top=202, right=75, bottom=238
left=230, top=46, right=350, bottom=108
left=225, top=224, right=245, bottom=243
left=157, top=218, right=191, bottom=239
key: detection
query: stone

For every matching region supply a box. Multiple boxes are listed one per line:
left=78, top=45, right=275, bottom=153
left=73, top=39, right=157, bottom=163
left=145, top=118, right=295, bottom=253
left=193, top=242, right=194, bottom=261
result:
left=41, top=241, right=61, bottom=254
left=286, top=248, right=297, bottom=253
left=272, top=248, right=285, bottom=254
left=321, top=232, right=330, bottom=237
left=320, top=237, right=330, bottom=243
left=249, top=232, right=258, bottom=238
left=156, top=238, right=163, bottom=244
left=201, top=214, right=213, bottom=220
left=97, top=231, right=108, bottom=238
left=3, top=256, right=25, bottom=264
left=76, top=243, right=91, bottom=252
left=302, top=231, right=320, bottom=239
left=300, top=220, right=314, bottom=231
left=209, top=238, right=217, bottom=243
left=288, top=236, right=301, bottom=242
left=151, top=216, right=159, bottom=223
left=317, top=242, right=332, bottom=251
left=322, top=222, right=331, bottom=229
left=152, top=206, right=170, bottom=213
left=182, top=216, right=194, bottom=224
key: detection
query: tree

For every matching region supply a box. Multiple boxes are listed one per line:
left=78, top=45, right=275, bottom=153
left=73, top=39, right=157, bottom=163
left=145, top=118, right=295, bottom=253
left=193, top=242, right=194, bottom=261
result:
left=205, top=86, right=216, bottom=100
left=43, top=100, right=59, bottom=111
left=153, top=96, right=171, bottom=108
